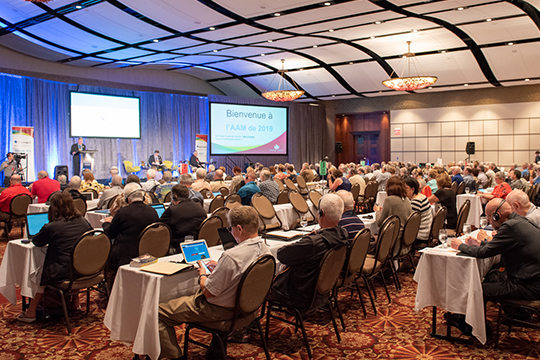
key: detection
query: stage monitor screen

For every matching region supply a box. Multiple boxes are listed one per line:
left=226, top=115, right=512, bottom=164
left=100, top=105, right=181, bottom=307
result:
left=70, top=92, right=141, bottom=139
left=210, top=103, right=287, bottom=155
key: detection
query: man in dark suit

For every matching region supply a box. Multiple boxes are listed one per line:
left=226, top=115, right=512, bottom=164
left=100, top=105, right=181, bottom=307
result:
left=70, top=137, right=86, bottom=176
left=189, top=150, right=203, bottom=171
left=149, top=150, right=164, bottom=171
left=160, top=184, right=207, bottom=253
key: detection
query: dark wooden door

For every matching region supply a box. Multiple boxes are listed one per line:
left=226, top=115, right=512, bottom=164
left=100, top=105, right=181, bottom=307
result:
left=354, top=132, right=380, bottom=165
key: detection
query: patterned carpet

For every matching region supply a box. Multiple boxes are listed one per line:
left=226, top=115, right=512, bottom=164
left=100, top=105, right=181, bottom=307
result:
left=0, top=226, right=539, bottom=359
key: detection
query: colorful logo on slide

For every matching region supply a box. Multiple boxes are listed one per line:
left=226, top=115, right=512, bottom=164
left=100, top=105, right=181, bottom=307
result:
left=274, top=144, right=279, bottom=150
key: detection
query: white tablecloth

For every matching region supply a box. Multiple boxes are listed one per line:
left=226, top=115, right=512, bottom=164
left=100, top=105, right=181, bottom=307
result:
left=359, top=212, right=379, bottom=235
left=28, top=199, right=99, bottom=214
left=456, top=194, right=482, bottom=228
left=265, top=201, right=318, bottom=231
left=85, top=211, right=108, bottom=228
left=375, top=191, right=387, bottom=206
left=0, top=240, right=47, bottom=305
left=203, top=198, right=212, bottom=212
left=414, top=232, right=499, bottom=344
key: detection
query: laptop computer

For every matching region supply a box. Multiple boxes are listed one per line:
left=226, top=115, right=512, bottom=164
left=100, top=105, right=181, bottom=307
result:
left=80, top=192, right=93, bottom=201
left=150, top=204, right=166, bottom=217
left=25, top=212, right=49, bottom=240
left=180, top=240, right=211, bottom=264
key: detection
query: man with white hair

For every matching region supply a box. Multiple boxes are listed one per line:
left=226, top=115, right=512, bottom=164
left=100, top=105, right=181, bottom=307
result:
left=506, top=189, right=540, bottom=226
left=65, top=175, right=85, bottom=201
left=451, top=166, right=463, bottom=185
left=376, top=165, right=391, bottom=191
left=179, top=173, right=204, bottom=205
left=270, top=193, right=349, bottom=311
left=156, top=171, right=176, bottom=202
left=259, top=169, right=280, bottom=204
left=191, top=168, right=212, bottom=193
left=142, top=168, right=160, bottom=192
left=57, top=174, right=69, bottom=191
left=103, top=182, right=160, bottom=273
left=98, top=175, right=124, bottom=209
left=106, top=166, right=119, bottom=185
left=206, top=164, right=216, bottom=181
left=336, top=190, right=365, bottom=240
left=486, top=163, right=497, bottom=187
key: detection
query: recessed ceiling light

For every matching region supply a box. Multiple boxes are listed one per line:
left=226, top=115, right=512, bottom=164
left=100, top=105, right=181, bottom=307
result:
left=411, top=29, right=418, bottom=33
left=464, top=83, right=469, bottom=86
left=267, top=39, right=273, bottom=43
left=440, top=50, right=446, bottom=54
left=300, top=68, right=304, bottom=71
left=209, top=27, right=215, bottom=31
left=313, top=45, right=318, bottom=48
left=328, top=29, right=334, bottom=32
left=349, top=62, right=353, bottom=65
left=153, top=39, right=159, bottom=43
left=507, top=42, right=514, bottom=46
left=378, top=91, right=382, bottom=93
left=274, top=13, right=281, bottom=16
left=457, top=7, right=464, bottom=10
left=428, top=86, right=433, bottom=89
left=486, top=18, right=492, bottom=22
left=260, top=53, right=265, bottom=56
left=332, top=95, right=335, bottom=97
left=213, top=49, right=218, bottom=52
left=324, top=2, right=331, bottom=5
left=374, top=21, right=381, bottom=25
left=525, top=78, right=530, bottom=81
left=370, top=36, right=376, bottom=39
left=75, top=5, right=82, bottom=9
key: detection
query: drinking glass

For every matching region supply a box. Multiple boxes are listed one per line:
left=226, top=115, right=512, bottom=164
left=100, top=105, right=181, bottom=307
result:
left=300, top=215, right=308, bottom=229
left=480, top=216, right=488, bottom=229
left=185, top=235, right=194, bottom=243
left=465, top=187, right=470, bottom=195
left=463, top=224, right=471, bottom=236
left=439, top=229, right=448, bottom=248
left=206, top=191, right=212, bottom=199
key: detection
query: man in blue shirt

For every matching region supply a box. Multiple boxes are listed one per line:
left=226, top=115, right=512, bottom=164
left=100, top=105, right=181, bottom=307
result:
left=451, top=166, right=463, bottom=185
left=336, top=190, right=364, bottom=240
left=237, top=171, right=261, bottom=205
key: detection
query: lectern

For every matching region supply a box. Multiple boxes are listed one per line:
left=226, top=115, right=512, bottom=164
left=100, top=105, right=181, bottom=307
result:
left=79, top=150, right=98, bottom=174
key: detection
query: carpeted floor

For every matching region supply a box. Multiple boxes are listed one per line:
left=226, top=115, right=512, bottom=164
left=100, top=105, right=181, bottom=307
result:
left=0, top=226, right=539, bottom=359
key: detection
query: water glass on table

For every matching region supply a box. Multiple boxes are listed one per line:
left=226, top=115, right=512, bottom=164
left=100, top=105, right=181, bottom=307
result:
left=185, top=235, right=194, bottom=243
left=300, top=215, right=308, bottom=229
left=465, top=187, right=470, bottom=195
left=463, top=224, right=471, bottom=236
left=479, top=216, right=488, bottom=230
left=439, top=229, right=448, bottom=248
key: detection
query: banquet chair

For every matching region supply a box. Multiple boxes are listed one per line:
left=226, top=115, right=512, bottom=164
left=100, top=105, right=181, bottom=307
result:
left=451, top=181, right=458, bottom=194
left=351, top=183, right=360, bottom=211
left=43, top=230, right=111, bottom=334
left=73, top=198, right=87, bottom=217
left=447, top=200, right=470, bottom=237
left=224, top=194, right=241, bottom=205
left=105, top=194, right=121, bottom=209
left=218, top=186, right=229, bottom=196
left=362, top=215, right=399, bottom=314
left=138, top=222, right=171, bottom=258
left=296, top=176, right=309, bottom=196
left=162, top=160, right=176, bottom=171
left=266, top=246, right=347, bottom=360
left=47, top=190, right=62, bottom=203
left=184, top=255, right=275, bottom=360
left=208, top=195, right=225, bottom=213
left=251, top=193, right=282, bottom=233
left=197, top=215, right=223, bottom=247
left=308, top=190, right=322, bottom=210
left=531, top=183, right=540, bottom=202
left=163, top=191, right=172, bottom=203
left=123, top=160, right=141, bottom=174
left=457, top=182, right=465, bottom=195
left=335, top=228, right=372, bottom=319
left=274, top=178, right=284, bottom=191
left=2, top=193, right=31, bottom=240
left=392, top=211, right=422, bottom=273
left=283, top=178, right=297, bottom=191
left=225, top=201, right=242, bottom=210
left=494, top=300, right=540, bottom=348
left=199, top=188, right=213, bottom=199
left=211, top=206, right=230, bottom=229
left=276, top=190, right=290, bottom=204
left=289, top=191, right=316, bottom=228
left=361, top=182, right=378, bottom=213
left=428, top=206, right=447, bottom=247
left=82, top=189, right=99, bottom=200
left=146, top=191, right=160, bottom=204
left=225, top=175, right=232, bottom=181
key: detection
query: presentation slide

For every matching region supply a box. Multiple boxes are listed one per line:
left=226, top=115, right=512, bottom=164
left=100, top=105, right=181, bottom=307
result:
left=210, top=103, right=287, bottom=155
left=70, top=92, right=141, bottom=139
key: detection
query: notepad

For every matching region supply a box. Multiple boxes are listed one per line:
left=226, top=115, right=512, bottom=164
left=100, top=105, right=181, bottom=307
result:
left=139, top=262, right=194, bottom=275
left=265, top=230, right=305, bottom=239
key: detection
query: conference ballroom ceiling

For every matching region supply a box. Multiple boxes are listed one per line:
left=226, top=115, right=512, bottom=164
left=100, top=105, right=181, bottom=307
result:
left=0, top=0, right=539, bottom=101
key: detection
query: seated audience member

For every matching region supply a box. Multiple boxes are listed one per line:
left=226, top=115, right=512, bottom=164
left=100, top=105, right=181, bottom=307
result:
left=142, top=168, right=160, bottom=192
left=530, top=165, right=540, bottom=186
left=58, top=175, right=69, bottom=191
left=30, top=171, right=60, bottom=203
left=102, top=183, right=160, bottom=273
left=479, top=171, right=512, bottom=204
left=486, top=163, right=497, bottom=187
left=375, top=165, right=391, bottom=191
left=158, top=206, right=271, bottom=359
left=478, top=165, right=489, bottom=189
left=509, top=169, right=524, bottom=191
left=17, top=192, right=93, bottom=322
left=80, top=171, right=104, bottom=193
left=300, top=163, right=315, bottom=182
left=429, top=173, right=458, bottom=230
left=462, top=167, right=477, bottom=192
left=126, top=174, right=141, bottom=185
left=451, top=166, right=464, bottom=185
left=105, top=166, right=119, bottom=185
left=374, top=176, right=412, bottom=246
left=404, top=177, right=432, bottom=246
left=364, top=166, right=374, bottom=180
left=160, top=184, right=207, bottom=253
left=329, top=169, right=352, bottom=192
left=269, top=165, right=277, bottom=177
left=97, top=175, right=123, bottom=209
left=450, top=198, right=540, bottom=335
left=274, top=164, right=287, bottom=181
left=426, top=169, right=438, bottom=194
left=179, top=174, right=204, bottom=205
left=210, top=169, right=226, bottom=192
left=506, top=189, right=540, bottom=226
left=258, top=169, right=280, bottom=204
left=237, top=171, right=261, bottom=206
left=0, top=175, right=31, bottom=223
left=65, top=176, right=85, bottom=201
left=521, top=162, right=530, bottom=178
left=228, top=166, right=244, bottom=194
left=156, top=171, right=175, bottom=202
left=286, top=165, right=297, bottom=182
left=206, top=164, right=216, bottom=181
left=270, top=194, right=349, bottom=311
left=336, top=190, right=364, bottom=240
left=191, top=168, right=212, bottom=193
left=348, top=168, right=366, bottom=199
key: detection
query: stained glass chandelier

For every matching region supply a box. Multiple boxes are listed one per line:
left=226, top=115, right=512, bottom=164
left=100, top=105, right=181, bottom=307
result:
left=262, top=59, right=305, bottom=102
left=382, top=41, right=438, bottom=91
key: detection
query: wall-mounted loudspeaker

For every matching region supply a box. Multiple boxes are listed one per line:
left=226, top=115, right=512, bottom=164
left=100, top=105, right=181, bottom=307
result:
left=466, top=142, right=475, bottom=155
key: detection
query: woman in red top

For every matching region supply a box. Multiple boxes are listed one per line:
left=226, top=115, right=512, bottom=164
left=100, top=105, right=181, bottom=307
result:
left=479, top=171, right=511, bottom=202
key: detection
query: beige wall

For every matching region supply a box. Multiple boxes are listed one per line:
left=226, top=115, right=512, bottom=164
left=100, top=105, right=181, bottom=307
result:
left=0, top=45, right=223, bottom=96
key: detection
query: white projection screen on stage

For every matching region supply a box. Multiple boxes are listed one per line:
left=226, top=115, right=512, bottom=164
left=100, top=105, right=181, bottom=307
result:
left=70, top=92, right=141, bottom=139
left=210, top=103, right=288, bottom=155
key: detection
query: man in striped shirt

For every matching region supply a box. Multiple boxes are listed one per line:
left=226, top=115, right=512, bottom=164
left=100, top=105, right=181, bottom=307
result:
left=336, top=190, right=364, bottom=240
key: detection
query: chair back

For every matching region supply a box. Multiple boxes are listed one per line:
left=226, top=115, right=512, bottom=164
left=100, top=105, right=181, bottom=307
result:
left=209, top=195, right=225, bottom=213
left=454, top=199, right=471, bottom=236
left=73, top=198, right=87, bottom=217
left=10, top=194, right=32, bottom=216
left=47, top=190, right=62, bottom=203
left=351, top=183, right=360, bottom=200
left=225, top=201, right=242, bottom=210
left=251, top=193, right=277, bottom=220
left=276, top=190, right=290, bottom=204
left=296, top=176, right=307, bottom=189
left=72, top=230, right=111, bottom=279
left=211, top=206, right=230, bottom=229
left=138, top=222, right=172, bottom=257
left=219, top=186, right=229, bottom=196
left=197, top=215, right=223, bottom=247
left=147, top=191, right=160, bottom=204
left=340, top=229, right=371, bottom=287
left=164, top=191, right=172, bottom=203
left=451, top=181, right=457, bottom=194
left=284, top=178, right=296, bottom=191
left=225, top=175, right=233, bottom=181
left=394, top=211, right=421, bottom=257
left=123, top=160, right=134, bottom=172
left=372, top=215, right=399, bottom=267
left=85, top=189, right=99, bottom=199
left=457, top=182, right=465, bottom=195
left=105, top=194, right=121, bottom=209
left=237, top=255, right=276, bottom=316
left=274, top=178, right=284, bottom=191
left=225, top=194, right=241, bottom=205
left=316, top=246, right=347, bottom=296
left=308, top=190, right=322, bottom=209
left=289, top=191, right=309, bottom=214
left=430, top=206, right=447, bottom=241
left=531, top=184, right=540, bottom=202
left=199, top=188, right=213, bottom=199
left=162, top=160, right=173, bottom=170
